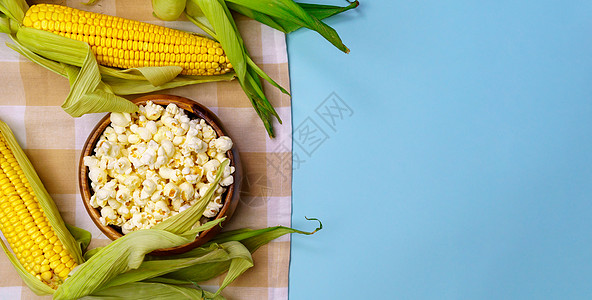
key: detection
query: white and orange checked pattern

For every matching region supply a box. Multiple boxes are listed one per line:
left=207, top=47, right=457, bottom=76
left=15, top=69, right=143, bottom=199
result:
left=0, top=1, right=292, bottom=299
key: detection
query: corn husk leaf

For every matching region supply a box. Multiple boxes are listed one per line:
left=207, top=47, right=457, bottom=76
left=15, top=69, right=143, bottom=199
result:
left=110, top=66, right=183, bottom=86
left=185, top=1, right=288, bottom=97
left=53, top=229, right=196, bottom=300
left=228, top=1, right=359, bottom=34
left=66, top=223, right=93, bottom=253
left=83, top=246, right=101, bottom=261
left=0, top=13, right=11, bottom=34
left=145, top=219, right=322, bottom=288
left=97, top=240, right=253, bottom=298
left=225, top=0, right=350, bottom=53
left=6, top=39, right=67, bottom=76
left=245, top=55, right=289, bottom=95
left=146, top=241, right=253, bottom=296
left=187, top=0, right=282, bottom=137
left=55, top=215, right=228, bottom=299
left=93, top=222, right=227, bottom=291
left=101, top=72, right=235, bottom=95
left=192, top=0, right=246, bottom=80
left=208, top=217, right=323, bottom=252
left=99, top=243, right=226, bottom=290
left=297, top=1, right=359, bottom=21
left=7, top=35, right=234, bottom=98
left=185, top=1, right=216, bottom=37
left=60, top=58, right=138, bottom=117
left=213, top=241, right=253, bottom=296
left=0, top=0, right=27, bottom=22
left=11, top=28, right=138, bottom=116
left=16, top=26, right=87, bottom=66
left=81, top=282, right=224, bottom=300
left=7, top=37, right=138, bottom=120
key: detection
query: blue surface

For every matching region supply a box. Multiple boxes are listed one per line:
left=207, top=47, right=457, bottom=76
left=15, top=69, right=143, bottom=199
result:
left=287, top=1, right=592, bottom=299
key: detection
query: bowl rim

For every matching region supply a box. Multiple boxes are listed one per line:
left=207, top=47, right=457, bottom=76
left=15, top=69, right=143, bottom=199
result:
left=78, top=94, right=242, bottom=255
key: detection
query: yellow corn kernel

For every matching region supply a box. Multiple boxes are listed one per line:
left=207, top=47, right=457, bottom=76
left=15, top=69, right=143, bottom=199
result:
left=57, top=268, right=70, bottom=279
left=40, top=271, right=52, bottom=281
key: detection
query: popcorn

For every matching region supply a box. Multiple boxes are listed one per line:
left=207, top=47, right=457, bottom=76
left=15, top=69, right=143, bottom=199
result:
left=220, top=175, right=234, bottom=187
left=146, top=121, right=158, bottom=135
left=203, top=159, right=221, bottom=183
left=110, top=112, right=132, bottom=127
left=100, top=206, right=117, bottom=225
left=137, top=127, right=153, bottom=141
left=163, top=182, right=180, bottom=200
left=160, top=139, right=175, bottom=157
left=143, top=102, right=164, bottom=120
left=153, top=200, right=171, bottom=220
left=116, top=186, right=131, bottom=202
left=142, top=179, right=157, bottom=194
left=128, top=134, right=141, bottom=144
left=114, top=157, right=132, bottom=175
left=203, top=198, right=223, bottom=218
left=179, top=182, right=195, bottom=201
left=211, top=136, right=233, bottom=152
left=88, top=167, right=108, bottom=186
left=159, top=167, right=180, bottom=182
left=85, top=101, right=235, bottom=233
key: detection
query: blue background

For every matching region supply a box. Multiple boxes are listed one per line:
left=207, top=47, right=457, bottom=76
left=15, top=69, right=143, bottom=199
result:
left=287, top=1, right=592, bottom=299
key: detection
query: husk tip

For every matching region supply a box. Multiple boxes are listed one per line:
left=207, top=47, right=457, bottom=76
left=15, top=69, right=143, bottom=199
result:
left=304, top=216, right=323, bottom=233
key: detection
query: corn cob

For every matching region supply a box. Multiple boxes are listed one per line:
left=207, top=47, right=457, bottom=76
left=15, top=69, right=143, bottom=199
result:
left=21, top=3, right=232, bottom=76
left=0, top=134, right=77, bottom=289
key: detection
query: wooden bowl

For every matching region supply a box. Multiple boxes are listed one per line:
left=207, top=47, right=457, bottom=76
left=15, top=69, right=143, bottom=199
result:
left=78, top=94, right=241, bottom=255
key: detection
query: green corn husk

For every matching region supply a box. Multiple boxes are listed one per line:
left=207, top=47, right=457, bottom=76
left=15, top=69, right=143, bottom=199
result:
left=225, top=0, right=352, bottom=53
left=0, top=0, right=27, bottom=22
left=81, top=282, right=225, bottom=300
left=0, top=120, right=90, bottom=295
left=228, top=1, right=359, bottom=34
left=54, top=218, right=228, bottom=300
left=185, top=0, right=284, bottom=137
left=66, top=223, right=92, bottom=253
left=100, top=241, right=252, bottom=298
left=54, top=229, right=204, bottom=300
left=80, top=218, right=321, bottom=298
left=208, top=217, right=323, bottom=252
left=145, top=218, right=322, bottom=284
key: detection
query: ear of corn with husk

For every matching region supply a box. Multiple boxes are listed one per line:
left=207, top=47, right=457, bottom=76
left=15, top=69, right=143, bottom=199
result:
left=0, top=1, right=235, bottom=120
left=0, top=120, right=87, bottom=294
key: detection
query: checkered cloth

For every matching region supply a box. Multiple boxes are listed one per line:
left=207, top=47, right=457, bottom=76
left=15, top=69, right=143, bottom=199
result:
left=0, top=1, right=292, bottom=299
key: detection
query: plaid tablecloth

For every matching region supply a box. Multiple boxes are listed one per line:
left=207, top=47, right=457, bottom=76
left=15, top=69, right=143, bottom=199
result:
left=0, top=1, right=292, bottom=299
